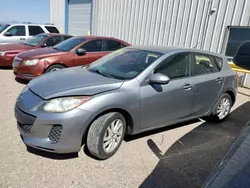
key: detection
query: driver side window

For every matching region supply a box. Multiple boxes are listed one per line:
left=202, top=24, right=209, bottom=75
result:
left=81, top=40, right=103, bottom=52
left=155, top=53, right=191, bottom=79
left=5, top=26, right=26, bottom=36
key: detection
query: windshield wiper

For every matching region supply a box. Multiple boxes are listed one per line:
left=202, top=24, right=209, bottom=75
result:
left=53, top=47, right=62, bottom=51
left=22, top=43, right=33, bottom=47
left=88, top=69, right=114, bottom=78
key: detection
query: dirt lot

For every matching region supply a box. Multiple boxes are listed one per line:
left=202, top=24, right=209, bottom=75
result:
left=0, top=69, right=250, bottom=188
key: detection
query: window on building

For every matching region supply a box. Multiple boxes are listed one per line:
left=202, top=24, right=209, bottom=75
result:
left=192, top=54, right=219, bottom=75
left=155, top=53, right=190, bottom=79
left=45, top=26, right=59, bottom=33
left=225, top=27, right=250, bottom=57
left=28, top=26, right=44, bottom=36
left=5, top=26, right=25, bottom=36
left=82, top=40, right=103, bottom=52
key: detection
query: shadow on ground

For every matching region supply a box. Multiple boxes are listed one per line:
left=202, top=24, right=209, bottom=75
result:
left=140, top=101, right=250, bottom=188
left=26, top=146, right=78, bottom=160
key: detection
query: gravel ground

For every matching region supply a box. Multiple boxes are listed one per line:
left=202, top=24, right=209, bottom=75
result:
left=0, top=69, right=249, bottom=188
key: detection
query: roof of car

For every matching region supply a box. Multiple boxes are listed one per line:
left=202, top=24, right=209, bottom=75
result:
left=128, top=45, right=224, bottom=58
left=73, top=35, right=125, bottom=40
left=41, top=33, right=72, bottom=37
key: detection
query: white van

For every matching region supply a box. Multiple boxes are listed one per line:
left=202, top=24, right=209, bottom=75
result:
left=0, top=23, right=60, bottom=44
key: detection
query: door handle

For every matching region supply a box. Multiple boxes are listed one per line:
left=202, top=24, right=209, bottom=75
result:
left=216, top=77, right=223, bottom=83
left=183, top=84, right=193, bottom=90
left=20, top=38, right=25, bottom=40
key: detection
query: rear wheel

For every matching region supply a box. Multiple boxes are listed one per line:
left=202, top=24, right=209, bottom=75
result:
left=207, top=93, right=232, bottom=122
left=87, top=112, right=126, bottom=160
left=45, top=64, right=65, bottom=73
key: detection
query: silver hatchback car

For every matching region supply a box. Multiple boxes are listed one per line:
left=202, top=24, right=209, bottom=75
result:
left=15, top=46, right=237, bottom=159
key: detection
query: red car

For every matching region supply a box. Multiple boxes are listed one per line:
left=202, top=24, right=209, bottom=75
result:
left=0, top=33, right=72, bottom=67
left=13, top=36, right=131, bottom=80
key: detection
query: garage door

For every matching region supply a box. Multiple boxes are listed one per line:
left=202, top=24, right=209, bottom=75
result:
left=68, top=0, right=91, bottom=36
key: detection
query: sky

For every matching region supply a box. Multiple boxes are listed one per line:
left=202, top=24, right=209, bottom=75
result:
left=0, top=0, right=50, bottom=24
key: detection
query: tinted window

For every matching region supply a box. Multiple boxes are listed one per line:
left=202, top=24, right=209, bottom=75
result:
left=88, top=48, right=161, bottom=80
left=5, top=26, right=25, bottom=36
left=155, top=53, right=190, bottom=79
left=106, top=40, right=122, bottom=51
left=226, top=27, right=250, bottom=57
left=45, top=26, right=59, bottom=33
left=53, top=37, right=86, bottom=52
left=0, top=24, right=10, bottom=34
left=28, top=26, right=44, bottom=36
left=23, top=34, right=47, bottom=47
left=44, top=36, right=62, bottom=47
left=63, top=35, right=72, bottom=40
left=82, top=40, right=102, bottom=52
left=192, top=54, right=219, bottom=75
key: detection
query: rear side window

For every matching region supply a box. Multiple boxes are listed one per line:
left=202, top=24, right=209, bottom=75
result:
left=105, top=40, right=122, bottom=51
left=192, top=54, right=219, bottom=75
left=45, top=26, right=59, bottom=33
left=214, top=57, right=223, bottom=70
left=28, top=26, right=44, bottom=36
left=81, top=40, right=102, bottom=52
left=44, top=36, right=63, bottom=47
left=63, top=35, right=72, bottom=40
left=5, top=26, right=25, bottom=36
left=155, top=53, right=191, bottom=79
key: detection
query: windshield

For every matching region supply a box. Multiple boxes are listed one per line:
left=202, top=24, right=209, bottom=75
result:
left=0, top=24, right=10, bottom=34
left=23, top=34, right=48, bottom=47
left=88, top=48, right=162, bottom=80
left=53, top=37, right=86, bottom=52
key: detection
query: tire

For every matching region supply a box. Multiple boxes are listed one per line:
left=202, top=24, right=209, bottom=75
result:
left=45, top=64, right=65, bottom=73
left=87, top=112, right=126, bottom=160
left=207, top=93, right=232, bottom=122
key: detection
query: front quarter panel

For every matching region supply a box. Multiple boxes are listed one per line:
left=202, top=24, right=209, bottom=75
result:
left=77, top=80, right=141, bottom=134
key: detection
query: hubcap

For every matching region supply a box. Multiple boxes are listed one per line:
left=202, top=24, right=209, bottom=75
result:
left=103, top=119, right=123, bottom=153
left=217, top=98, right=230, bottom=120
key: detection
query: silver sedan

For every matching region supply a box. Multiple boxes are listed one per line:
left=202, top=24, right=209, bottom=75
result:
left=15, top=46, right=237, bottom=159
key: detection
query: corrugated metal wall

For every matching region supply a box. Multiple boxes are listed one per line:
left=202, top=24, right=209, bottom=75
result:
left=92, top=0, right=250, bottom=53
left=50, top=0, right=65, bottom=33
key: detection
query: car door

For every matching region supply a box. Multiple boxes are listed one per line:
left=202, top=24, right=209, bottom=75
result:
left=73, top=39, right=105, bottom=66
left=189, top=53, right=224, bottom=116
left=140, top=53, right=196, bottom=130
left=1, top=25, right=26, bottom=43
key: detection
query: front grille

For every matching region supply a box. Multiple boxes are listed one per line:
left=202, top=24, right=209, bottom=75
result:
left=48, top=125, right=62, bottom=143
left=18, top=122, right=33, bottom=133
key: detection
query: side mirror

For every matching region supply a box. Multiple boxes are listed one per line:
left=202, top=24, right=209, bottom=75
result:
left=4, top=32, right=12, bottom=37
left=76, top=48, right=86, bottom=56
left=149, top=73, right=170, bottom=85
left=233, top=41, right=250, bottom=70
left=41, top=43, right=47, bottom=48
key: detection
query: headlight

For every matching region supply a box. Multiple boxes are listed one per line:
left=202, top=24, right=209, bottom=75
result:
left=23, top=59, right=40, bottom=66
left=40, top=96, right=91, bottom=113
left=0, top=51, right=5, bottom=56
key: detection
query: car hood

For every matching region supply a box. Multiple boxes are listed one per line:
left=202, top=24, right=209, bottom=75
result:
left=28, top=67, right=124, bottom=99
left=0, top=43, right=32, bottom=51
left=17, top=47, right=64, bottom=59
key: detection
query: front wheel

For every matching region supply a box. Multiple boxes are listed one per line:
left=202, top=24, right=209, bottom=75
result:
left=208, top=93, right=232, bottom=122
left=87, top=112, right=126, bottom=160
left=45, top=64, right=65, bottom=73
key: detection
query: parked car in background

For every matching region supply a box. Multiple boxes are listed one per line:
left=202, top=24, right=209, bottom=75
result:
left=0, top=23, right=60, bottom=44
left=13, top=36, right=130, bottom=80
left=0, top=33, right=72, bottom=67
left=15, top=46, right=237, bottom=160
